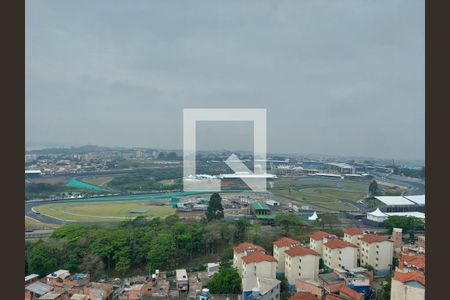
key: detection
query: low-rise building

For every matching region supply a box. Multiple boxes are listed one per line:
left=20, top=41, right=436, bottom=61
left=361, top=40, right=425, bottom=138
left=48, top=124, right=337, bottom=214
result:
left=343, top=228, right=364, bottom=259
left=309, top=231, right=331, bottom=255
left=176, top=269, right=189, bottom=292
left=289, top=291, right=318, bottom=300
left=242, top=277, right=281, bottom=300
left=284, top=246, right=320, bottom=285
left=273, top=237, right=301, bottom=274
left=233, top=242, right=266, bottom=276
left=390, top=271, right=425, bottom=300
left=338, top=285, right=364, bottom=300
left=322, top=240, right=358, bottom=270
left=397, top=254, right=425, bottom=273
left=242, top=253, right=278, bottom=279
left=25, top=281, right=54, bottom=300
left=359, top=234, right=393, bottom=276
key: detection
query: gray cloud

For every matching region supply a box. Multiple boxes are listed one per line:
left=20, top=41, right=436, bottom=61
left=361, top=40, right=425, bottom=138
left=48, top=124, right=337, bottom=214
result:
left=26, top=0, right=424, bottom=160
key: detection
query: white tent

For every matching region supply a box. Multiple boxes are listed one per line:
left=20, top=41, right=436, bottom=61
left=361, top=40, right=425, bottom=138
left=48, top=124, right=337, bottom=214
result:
left=367, top=208, right=388, bottom=223
left=308, top=211, right=319, bottom=221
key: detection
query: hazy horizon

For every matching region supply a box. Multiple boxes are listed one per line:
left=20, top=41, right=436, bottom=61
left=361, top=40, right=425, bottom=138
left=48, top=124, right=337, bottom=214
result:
left=26, top=0, right=424, bottom=161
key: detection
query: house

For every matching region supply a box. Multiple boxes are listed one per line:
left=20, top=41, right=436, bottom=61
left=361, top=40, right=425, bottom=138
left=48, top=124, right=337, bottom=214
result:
left=176, top=269, right=189, bottom=292
left=25, top=274, right=40, bottom=286
left=338, top=286, right=364, bottom=300
left=37, top=291, right=65, bottom=300
left=284, top=246, right=320, bottom=285
left=242, top=277, right=281, bottom=300
left=397, top=254, right=425, bottom=273
left=322, top=240, right=358, bottom=270
left=295, top=279, right=323, bottom=299
left=318, top=273, right=345, bottom=294
left=46, top=270, right=71, bottom=286
left=342, top=228, right=364, bottom=259
left=207, top=262, right=221, bottom=277
left=233, top=242, right=266, bottom=276
left=390, top=271, right=425, bottom=300
left=70, top=295, right=89, bottom=300
left=359, top=234, right=393, bottom=276
left=273, top=237, right=301, bottom=274
left=309, top=231, right=331, bottom=255
left=25, top=281, right=54, bottom=300
left=289, top=291, right=318, bottom=300
left=242, top=252, right=278, bottom=279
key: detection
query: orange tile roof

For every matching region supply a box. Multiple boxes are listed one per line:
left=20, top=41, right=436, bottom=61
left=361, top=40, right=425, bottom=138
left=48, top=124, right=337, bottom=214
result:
left=360, top=234, right=391, bottom=244
left=323, top=295, right=344, bottom=300
left=242, top=252, right=277, bottom=264
left=339, top=286, right=364, bottom=300
left=289, top=292, right=318, bottom=300
left=285, top=246, right=319, bottom=257
left=233, top=242, right=265, bottom=254
left=344, top=227, right=363, bottom=236
left=273, top=237, right=300, bottom=248
left=310, top=231, right=330, bottom=240
left=393, top=271, right=425, bottom=286
left=324, top=239, right=357, bottom=249
left=399, top=255, right=425, bottom=270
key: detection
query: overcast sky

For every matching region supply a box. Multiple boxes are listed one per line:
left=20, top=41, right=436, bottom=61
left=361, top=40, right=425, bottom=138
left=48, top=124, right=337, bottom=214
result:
left=26, top=0, right=424, bottom=161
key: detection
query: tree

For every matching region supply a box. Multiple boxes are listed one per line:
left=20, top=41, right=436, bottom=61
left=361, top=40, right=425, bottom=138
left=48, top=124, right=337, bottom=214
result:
left=207, top=266, right=241, bottom=294
left=384, top=216, right=423, bottom=239
left=79, top=253, right=105, bottom=279
left=317, top=213, right=340, bottom=230
left=148, top=231, right=177, bottom=272
left=375, top=275, right=391, bottom=300
left=275, top=214, right=303, bottom=235
left=206, top=193, right=224, bottom=221
left=369, top=180, right=379, bottom=196
left=28, top=242, right=58, bottom=276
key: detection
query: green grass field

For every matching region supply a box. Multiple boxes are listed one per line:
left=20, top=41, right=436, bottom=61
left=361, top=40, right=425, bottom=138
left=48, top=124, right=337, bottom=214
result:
left=34, top=201, right=175, bottom=222
left=82, top=176, right=114, bottom=187
left=271, top=177, right=369, bottom=211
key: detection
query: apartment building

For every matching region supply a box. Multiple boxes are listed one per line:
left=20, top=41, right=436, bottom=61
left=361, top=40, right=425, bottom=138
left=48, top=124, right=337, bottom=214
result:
left=233, top=242, right=266, bottom=276
left=322, top=239, right=358, bottom=270
left=242, top=252, right=278, bottom=279
left=343, top=227, right=364, bottom=258
left=359, top=234, right=393, bottom=276
left=309, top=231, right=331, bottom=255
left=273, top=237, right=301, bottom=274
left=284, top=246, right=320, bottom=285
left=390, top=272, right=425, bottom=300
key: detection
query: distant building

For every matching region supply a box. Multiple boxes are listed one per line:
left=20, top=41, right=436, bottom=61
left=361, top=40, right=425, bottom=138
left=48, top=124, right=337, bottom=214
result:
left=284, top=246, right=320, bottom=285
left=241, top=253, right=278, bottom=279
left=273, top=237, right=301, bottom=274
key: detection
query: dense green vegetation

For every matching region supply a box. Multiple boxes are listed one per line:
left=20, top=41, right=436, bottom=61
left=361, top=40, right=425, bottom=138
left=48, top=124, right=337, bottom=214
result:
left=25, top=183, right=94, bottom=200
left=390, top=166, right=425, bottom=179
left=208, top=266, right=241, bottom=294
left=206, top=193, right=224, bottom=221
left=25, top=213, right=316, bottom=277
left=384, top=216, right=424, bottom=239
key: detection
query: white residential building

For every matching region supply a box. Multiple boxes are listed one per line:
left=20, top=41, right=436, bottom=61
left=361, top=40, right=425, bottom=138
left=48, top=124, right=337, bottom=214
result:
left=233, top=242, right=266, bottom=276
left=284, top=246, right=320, bottom=285
left=322, top=239, right=358, bottom=270
left=309, top=231, right=331, bottom=255
left=343, top=227, right=364, bottom=259
left=359, top=234, right=394, bottom=276
left=273, top=237, right=301, bottom=274
left=242, top=253, right=278, bottom=279
left=242, top=277, right=281, bottom=300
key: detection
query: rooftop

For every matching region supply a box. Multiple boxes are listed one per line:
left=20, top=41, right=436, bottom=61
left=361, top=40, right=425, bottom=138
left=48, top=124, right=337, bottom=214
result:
left=373, top=196, right=416, bottom=206
left=47, top=269, right=70, bottom=279
left=393, top=271, right=425, bottom=286
left=399, top=255, right=425, bottom=270
left=360, top=234, right=391, bottom=244
left=242, top=277, right=281, bottom=295
left=324, top=239, right=357, bottom=249
left=38, top=291, right=63, bottom=300
left=25, top=274, right=39, bottom=282
left=310, top=231, right=330, bottom=241
left=273, top=237, right=300, bottom=248
left=25, top=281, right=53, bottom=296
left=233, top=242, right=265, bottom=254
left=285, top=246, right=319, bottom=257
left=289, top=291, right=318, bottom=300
left=343, top=227, right=364, bottom=236
left=242, top=252, right=277, bottom=264
left=339, top=286, right=364, bottom=300
left=251, top=202, right=271, bottom=210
